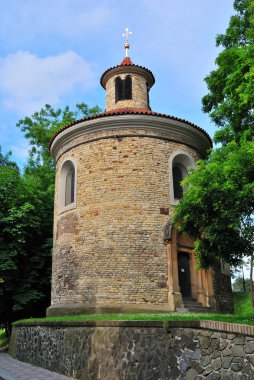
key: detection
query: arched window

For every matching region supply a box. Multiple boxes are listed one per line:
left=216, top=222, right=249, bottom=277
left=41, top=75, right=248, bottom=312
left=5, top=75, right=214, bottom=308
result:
left=58, top=158, right=77, bottom=213
left=115, top=77, right=123, bottom=101
left=115, top=76, right=132, bottom=102
left=65, top=167, right=75, bottom=206
left=169, top=152, right=195, bottom=205
left=124, top=76, right=132, bottom=99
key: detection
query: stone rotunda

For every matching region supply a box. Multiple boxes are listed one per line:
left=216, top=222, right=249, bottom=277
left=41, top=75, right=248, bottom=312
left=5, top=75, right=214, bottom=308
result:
left=47, top=38, right=233, bottom=316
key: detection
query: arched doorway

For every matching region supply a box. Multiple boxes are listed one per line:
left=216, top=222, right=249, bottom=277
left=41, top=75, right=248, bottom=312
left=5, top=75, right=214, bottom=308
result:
left=178, top=252, right=191, bottom=297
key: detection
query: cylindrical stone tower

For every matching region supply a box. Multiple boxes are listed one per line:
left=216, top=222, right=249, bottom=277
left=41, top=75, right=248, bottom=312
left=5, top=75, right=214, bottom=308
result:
left=47, top=50, right=214, bottom=316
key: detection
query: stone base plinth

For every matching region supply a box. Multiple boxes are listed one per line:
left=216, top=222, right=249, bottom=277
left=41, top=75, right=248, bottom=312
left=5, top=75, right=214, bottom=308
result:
left=168, top=291, right=183, bottom=310
left=46, top=302, right=173, bottom=317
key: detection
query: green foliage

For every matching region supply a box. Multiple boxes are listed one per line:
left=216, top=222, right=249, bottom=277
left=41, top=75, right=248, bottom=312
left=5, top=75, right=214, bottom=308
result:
left=0, top=103, right=102, bottom=336
left=174, top=0, right=254, bottom=269
left=17, top=103, right=101, bottom=166
left=0, top=149, right=52, bottom=335
left=233, top=277, right=252, bottom=292
left=233, top=291, right=254, bottom=314
left=0, top=329, right=8, bottom=348
left=174, top=141, right=254, bottom=268
left=202, top=0, right=254, bottom=144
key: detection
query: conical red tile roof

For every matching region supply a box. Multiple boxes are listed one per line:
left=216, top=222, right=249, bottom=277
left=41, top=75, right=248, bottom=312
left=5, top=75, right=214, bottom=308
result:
left=120, top=57, right=133, bottom=66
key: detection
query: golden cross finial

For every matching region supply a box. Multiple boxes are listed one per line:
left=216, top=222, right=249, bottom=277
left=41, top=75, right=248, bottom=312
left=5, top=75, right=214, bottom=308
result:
left=122, top=27, right=133, bottom=57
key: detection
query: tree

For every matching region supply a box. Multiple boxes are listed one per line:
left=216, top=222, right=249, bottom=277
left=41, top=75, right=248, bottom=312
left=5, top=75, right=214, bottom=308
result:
left=202, top=0, right=254, bottom=144
left=0, top=148, right=52, bottom=336
left=174, top=142, right=254, bottom=268
left=250, top=254, right=254, bottom=305
left=173, top=0, right=254, bottom=270
left=17, top=103, right=101, bottom=167
left=0, top=103, right=101, bottom=335
left=231, top=258, right=249, bottom=292
left=232, top=276, right=252, bottom=292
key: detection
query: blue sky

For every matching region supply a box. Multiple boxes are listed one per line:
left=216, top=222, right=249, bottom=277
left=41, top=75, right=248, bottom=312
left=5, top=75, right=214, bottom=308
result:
left=0, top=0, right=234, bottom=168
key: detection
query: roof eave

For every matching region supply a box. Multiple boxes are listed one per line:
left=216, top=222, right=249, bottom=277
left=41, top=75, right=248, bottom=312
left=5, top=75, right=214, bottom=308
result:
left=48, top=109, right=212, bottom=152
left=100, top=64, right=155, bottom=89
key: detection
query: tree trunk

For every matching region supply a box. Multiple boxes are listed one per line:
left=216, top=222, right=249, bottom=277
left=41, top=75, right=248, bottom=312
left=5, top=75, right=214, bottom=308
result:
left=242, top=264, right=246, bottom=292
left=250, top=254, right=254, bottom=307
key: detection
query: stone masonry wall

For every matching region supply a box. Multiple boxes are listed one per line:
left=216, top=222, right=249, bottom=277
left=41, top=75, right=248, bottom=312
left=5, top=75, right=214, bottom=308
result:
left=105, top=73, right=149, bottom=111
left=9, top=321, right=254, bottom=379
left=51, top=128, right=199, bottom=308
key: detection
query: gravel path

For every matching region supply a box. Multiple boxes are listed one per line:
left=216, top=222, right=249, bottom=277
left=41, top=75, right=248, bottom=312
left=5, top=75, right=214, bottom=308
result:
left=0, top=353, right=75, bottom=380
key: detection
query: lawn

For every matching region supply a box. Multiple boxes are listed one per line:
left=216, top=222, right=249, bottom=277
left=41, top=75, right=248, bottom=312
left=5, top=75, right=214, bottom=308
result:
left=233, top=291, right=254, bottom=314
left=0, top=291, right=252, bottom=348
left=13, top=291, right=254, bottom=326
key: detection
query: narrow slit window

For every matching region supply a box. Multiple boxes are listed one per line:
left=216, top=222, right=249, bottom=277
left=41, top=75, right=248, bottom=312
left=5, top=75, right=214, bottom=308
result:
left=146, top=81, right=150, bottom=108
left=65, top=168, right=75, bottom=206
left=173, top=165, right=183, bottom=199
left=115, top=77, right=123, bottom=101
left=124, top=76, right=132, bottom=99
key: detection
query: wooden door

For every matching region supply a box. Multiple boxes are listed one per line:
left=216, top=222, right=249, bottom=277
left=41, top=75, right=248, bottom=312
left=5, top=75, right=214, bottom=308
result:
left=178, top=252, right=191, bottom=297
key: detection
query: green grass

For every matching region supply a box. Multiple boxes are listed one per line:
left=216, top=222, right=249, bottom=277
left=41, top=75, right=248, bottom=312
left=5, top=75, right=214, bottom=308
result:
left=13, top=292, right=254, bottom=326
left=233, top=291, right=253, bottom=314
left=13, top=313, right=253, bottom=325
left=13, top=311, right=254, bottom=326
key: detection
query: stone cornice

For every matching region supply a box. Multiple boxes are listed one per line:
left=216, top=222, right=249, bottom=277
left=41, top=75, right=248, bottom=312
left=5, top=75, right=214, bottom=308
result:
left=50, top=114, right=212, bottom=161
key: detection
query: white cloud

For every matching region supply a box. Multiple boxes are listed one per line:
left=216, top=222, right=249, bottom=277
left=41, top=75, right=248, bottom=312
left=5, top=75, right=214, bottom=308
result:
left=0, top=51, right=96, bottom=114
left=0, top=1, right=111, bottom=44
